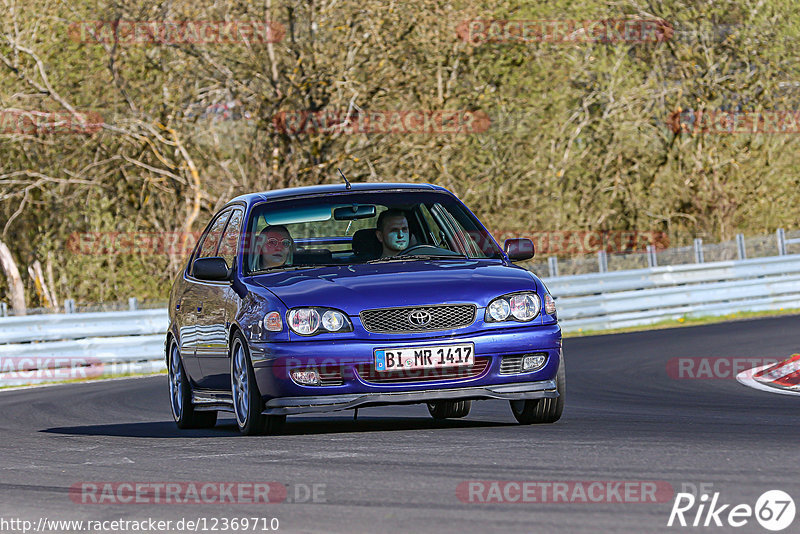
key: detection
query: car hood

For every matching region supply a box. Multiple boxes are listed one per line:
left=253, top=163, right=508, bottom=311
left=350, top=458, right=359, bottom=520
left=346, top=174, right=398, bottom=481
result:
left=250, top=260, right=539, bottom=314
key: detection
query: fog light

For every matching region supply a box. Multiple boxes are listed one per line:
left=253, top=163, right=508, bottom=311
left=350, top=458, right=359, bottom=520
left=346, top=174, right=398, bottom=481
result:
left=291, top=369, right=320, bottom=386
left=521, top=354, right=546, bottom=371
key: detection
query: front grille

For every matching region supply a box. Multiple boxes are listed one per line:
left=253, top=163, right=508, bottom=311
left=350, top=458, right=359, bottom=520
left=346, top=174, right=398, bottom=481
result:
left=499, top=355, right=524, bottom=374
left=499, top=353, right=548, bottom=375
left=360, top=304, right=476, bottom=333
left=356, top=357, right=490, bottom=384
left=319, top=367, right=344, bottom=386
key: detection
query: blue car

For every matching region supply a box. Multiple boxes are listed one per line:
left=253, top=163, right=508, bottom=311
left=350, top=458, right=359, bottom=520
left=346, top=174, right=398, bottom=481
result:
left=166, top=183, right=564, bottom=435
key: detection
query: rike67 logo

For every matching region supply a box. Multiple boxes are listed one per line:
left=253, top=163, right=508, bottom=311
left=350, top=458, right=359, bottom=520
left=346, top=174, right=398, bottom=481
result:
left=668, top=490, right=796, bottom=531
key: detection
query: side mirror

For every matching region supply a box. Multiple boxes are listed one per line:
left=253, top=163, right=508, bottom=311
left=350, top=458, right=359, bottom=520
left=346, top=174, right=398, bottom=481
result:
left=504, top=238, right=535, bottom=261
left=193, top=257, right=231, bottom=281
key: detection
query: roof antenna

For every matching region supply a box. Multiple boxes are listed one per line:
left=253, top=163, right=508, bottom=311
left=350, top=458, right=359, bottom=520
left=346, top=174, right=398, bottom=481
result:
left=338, top=168, right=351, bottom=190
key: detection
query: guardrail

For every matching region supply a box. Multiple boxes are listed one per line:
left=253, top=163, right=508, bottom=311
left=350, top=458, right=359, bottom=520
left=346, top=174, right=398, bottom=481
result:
left=0, top=310, right=168, bottom=387
left=546, top=253, right=800, bottom=332
left=529, top=227, right=800, bottom=278
left=1, top=253, right=799, bottom=386
left=0, top=309, right=167, bottom=344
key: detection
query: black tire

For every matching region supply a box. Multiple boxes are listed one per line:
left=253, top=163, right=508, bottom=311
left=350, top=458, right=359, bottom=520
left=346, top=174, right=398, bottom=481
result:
left=168, top=341, right=217, bottom=429
left=427, top=400, right=472, bottom=419
left=231, top=332, right=286, bottom=436
left=509, top=353, right=565, bottom=424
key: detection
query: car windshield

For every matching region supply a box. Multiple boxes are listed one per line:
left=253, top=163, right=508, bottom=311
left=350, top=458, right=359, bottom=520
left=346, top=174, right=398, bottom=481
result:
left=244, top=190, right=503, bottom=273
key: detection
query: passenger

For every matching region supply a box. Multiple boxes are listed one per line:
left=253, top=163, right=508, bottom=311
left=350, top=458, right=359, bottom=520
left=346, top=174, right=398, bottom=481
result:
left=376, top=209, right=410, bottom=257
left=256, top=225, right=294, bottom=269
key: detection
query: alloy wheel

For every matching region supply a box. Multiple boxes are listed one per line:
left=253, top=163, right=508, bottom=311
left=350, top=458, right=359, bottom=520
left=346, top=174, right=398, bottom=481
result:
left=232, top=344, right=250, bottom=426
left=169, top=345, right=183, bottom=420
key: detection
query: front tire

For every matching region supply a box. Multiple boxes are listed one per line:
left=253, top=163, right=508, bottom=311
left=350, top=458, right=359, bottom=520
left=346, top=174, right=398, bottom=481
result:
left=427, top=400, right=472, bottom=419
left=509, top=354, right=565, bottom=424
left=168, top=342, right=217, bottom=429
left=231, top=332, right=286, bottom=436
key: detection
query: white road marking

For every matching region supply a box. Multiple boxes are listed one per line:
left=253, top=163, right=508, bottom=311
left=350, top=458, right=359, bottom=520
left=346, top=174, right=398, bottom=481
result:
left=736, top=363, right=800, bottom=396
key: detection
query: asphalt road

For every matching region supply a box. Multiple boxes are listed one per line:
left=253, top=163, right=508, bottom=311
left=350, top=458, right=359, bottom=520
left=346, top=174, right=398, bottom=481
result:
left=1, top=316, right=799, bottom=533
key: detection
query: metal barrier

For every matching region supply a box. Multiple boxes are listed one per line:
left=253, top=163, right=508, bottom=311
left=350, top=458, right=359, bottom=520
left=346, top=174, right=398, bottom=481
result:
left=544, top=253, right=800, bottom=332
left=0, top=309, right=167, bottom=344
left=0, top=311, right=168, bottom=387
left=527, top=227, right=800, bottom=278
left=1, top=253, right=800, bottom=385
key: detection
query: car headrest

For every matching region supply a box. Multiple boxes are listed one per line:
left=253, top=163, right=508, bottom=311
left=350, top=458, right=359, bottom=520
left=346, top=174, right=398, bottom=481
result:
left=294, top=248, right=333, bottom=265
left=352, top=229, right=382, bottom=259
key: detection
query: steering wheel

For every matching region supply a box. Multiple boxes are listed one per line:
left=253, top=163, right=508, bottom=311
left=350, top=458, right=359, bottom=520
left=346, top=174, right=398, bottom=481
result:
left=397, top=244, right=441, bottom=256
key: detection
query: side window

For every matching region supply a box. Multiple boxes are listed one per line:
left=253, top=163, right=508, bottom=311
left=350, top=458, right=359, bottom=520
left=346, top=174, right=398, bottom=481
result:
left=434, top=203, right=492, bottom=258
left=430, top=202, right=473, bottom=255
left=416, top=204, right=445, bottom=247
left=197, top=210, right=231, bottom=260
left=217, top=208, right=244, bottom=269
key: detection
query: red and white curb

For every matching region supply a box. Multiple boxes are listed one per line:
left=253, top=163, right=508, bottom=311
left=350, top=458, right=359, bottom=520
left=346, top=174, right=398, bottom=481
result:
left=736, top=354, right=800, bottom=396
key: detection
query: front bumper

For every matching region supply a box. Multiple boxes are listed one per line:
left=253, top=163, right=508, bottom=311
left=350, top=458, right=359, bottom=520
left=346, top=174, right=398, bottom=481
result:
left=247, top=323, right=562, bottom=404
left=262, top=379, right=558, bottom=415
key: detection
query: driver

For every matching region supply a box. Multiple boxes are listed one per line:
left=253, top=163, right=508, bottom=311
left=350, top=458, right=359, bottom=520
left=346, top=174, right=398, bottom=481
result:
left=376, top=209, right=410, bottom=257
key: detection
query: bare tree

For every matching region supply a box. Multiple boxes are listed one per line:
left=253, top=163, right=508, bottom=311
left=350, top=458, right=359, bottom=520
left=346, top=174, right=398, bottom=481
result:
left=0, top=239, right=25, bottom=314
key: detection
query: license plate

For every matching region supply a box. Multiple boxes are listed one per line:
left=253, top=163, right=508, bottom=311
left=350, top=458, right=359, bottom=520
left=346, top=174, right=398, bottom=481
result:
left=374, top=343, right=474, bottom=372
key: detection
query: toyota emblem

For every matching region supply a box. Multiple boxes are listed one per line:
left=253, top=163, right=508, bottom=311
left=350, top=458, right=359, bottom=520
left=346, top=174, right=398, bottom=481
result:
left=408, top=310, right=432, bottom=327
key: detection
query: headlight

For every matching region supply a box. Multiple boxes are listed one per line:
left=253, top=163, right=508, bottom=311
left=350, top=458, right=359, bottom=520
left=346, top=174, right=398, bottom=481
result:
left=287, top=307, right=353, bottom=336
left=485, top=292, right=541, bottom=323
left=508, top=294, right=539, bottom=321
left=322, top=310, right=346, bottom=332
left=288, top=309, right=320, bottom=335
left=487, top=298, right=511, bottom=321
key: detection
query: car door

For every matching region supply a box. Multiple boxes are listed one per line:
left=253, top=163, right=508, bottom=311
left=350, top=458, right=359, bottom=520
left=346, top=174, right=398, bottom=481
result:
left=188, top=209, right=231, bottom=388
left=174, top=271, right=203, bottom=383
left=175, top=224, right=225, bottom=384
left=196, top=206, right=245, bottom=390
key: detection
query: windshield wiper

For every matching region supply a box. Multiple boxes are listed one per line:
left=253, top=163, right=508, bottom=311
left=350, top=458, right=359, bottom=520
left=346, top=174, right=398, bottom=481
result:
left=250, top=264, right=340, bottom=274
left=366, top=254, right=467, bottom=264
